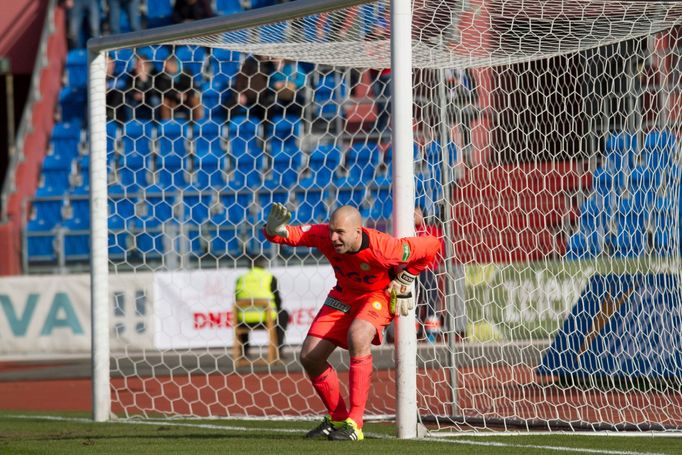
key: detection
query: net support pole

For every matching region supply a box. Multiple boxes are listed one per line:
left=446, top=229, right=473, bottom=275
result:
left=391, top=0, right=417, bottom=439
left=89, top=49, right=110, bottom=422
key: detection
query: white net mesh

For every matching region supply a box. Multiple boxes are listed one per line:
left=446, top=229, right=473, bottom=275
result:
left=94, top=0, right=682, bottom=432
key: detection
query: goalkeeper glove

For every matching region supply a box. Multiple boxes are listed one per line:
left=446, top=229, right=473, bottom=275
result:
left=388, top=270, right=416, bottom=316
left=265, top=202, right=291, bottom=238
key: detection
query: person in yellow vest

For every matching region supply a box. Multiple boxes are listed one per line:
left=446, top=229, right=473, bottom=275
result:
left=235, top=255, right=289, bottom=358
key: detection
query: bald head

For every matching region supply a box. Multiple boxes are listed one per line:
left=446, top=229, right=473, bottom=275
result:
left=329, top=205, right=363, bottom=254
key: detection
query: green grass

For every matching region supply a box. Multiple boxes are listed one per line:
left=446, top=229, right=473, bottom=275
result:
left=0, top=411, right=681, bottom=454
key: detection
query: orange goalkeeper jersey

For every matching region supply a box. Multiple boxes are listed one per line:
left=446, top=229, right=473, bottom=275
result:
left=264, top=224, right=441, bottom=295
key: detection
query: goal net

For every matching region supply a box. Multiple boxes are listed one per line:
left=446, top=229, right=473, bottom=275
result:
left=92, top=0, right=682, bottom=433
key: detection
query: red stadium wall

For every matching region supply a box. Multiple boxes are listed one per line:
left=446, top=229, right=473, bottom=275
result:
left=0, top=2, right=66, bottom=275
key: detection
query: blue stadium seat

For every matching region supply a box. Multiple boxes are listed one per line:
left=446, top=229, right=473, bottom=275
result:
left=314, top=72, right=347, bottom=118
left=208, top=48, right=241, bottom=89
left=299, top=144, right=340, bottom=188
left=26, top=217, right=57, bottom=262
left=51, top=121, right=82, bottom=160
left=112, top=48, right=135, bottom=75
left=131, top=217, right=166, bottom=258
left=145, top=0, right=174, bottom=28
left=566, top=229, right=602, bottom=259
left=63, top=216, right=90, bottom=260
left=269, top=115, right=301, bottom=155
left=40, top=154, right=72, bottom=193
left=215, top=0, right=243, bottom=15
left=109, top=183, right=137, bottom=221
left=604, top=131, right=637, bottom=171
left=174, top=45, right=207, bottom=77
left=294, top=189, right=326, bottom=223
left=367, top=187, right=392, bottom=221
left=107, top=120, right=120, bottom=158
left=342, top=141, right=381, bottom=184
left=68, top=194, right=91, bottom=224
left=32, top=189, right=64, bottom=228
left=140, top=185, right=176, bottom=222
left=135, top=45, right=171, bottom=72
left=201, top=87, right=227, bottom=122
left=156, top=120, right=189, bottom=189
left=229, top=157, right=263, bottom=190
left=59, top=86, right=87, bottom=123
left=220, top=192, right=254, bottom=222
left=108, top=214, right=129, bottom=259
left=334, top=186, right=366, bottom=209
left=122, top=120, right=154, bottom=156
left=228, top=115, right=260, bottom=157
left=183, top=193, right=212, bottom=225
left=118, top=151, right=149, bottom=191
left=207, top=225, right=241, bottom=257
left=257, top=190, right=288, bottom=220
left=65, top=49, right=88, bottom=88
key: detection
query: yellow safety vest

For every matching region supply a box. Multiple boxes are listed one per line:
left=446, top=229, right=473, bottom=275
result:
left=234, top=267, right=277, bottom=324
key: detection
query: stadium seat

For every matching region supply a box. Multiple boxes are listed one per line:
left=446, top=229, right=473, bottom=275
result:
left=257, top=190, right=288, bottom=221
left=208, top=225, right=241, bottom=257
left=294, top=189, right=326, bottom=223
left=131, top=217, right=166, bottom=258
left=112, top=48, right=135, bottom=75
left=334, top=186, right=366, bottom=209
left=220, top=192, right=254, bottom=222
left=118, top=151, right=149, bottom=191
left=228, top=115, right=261, bottom=157
left=145, top=0, right=174, bottom=28
left=215, top=0, right=243, bottom=15
left=26, top=217, right=57, bottom=262
left=62, top=216, right=90, bottom=260
left=299, top=144, right=340, bottom=188
left=51, top=121, right=82, bottom=160
left=200, top=87, right=227, bottom=121
left=32, top=188, right=64, bottom=228
left=59, top=86, right=87, bottom=123
left=108, top=214, right=129, bottom=259
left=156, top=120, right=189, bottom=189
left=313, top=71, right=347, bottom=118
left=183, top=192, right=213, bottom=225
left=65, top=49, right=88, bottom=88
left=68, top=194, right=91, bottom=224
left=367, top=187, right=392, bottom=220
left=342, top=141, right=381, bottom=184
left=109, top=184, right=137, bottom=220
left=259, top=23, right=287, bottom=43
left=122, top=120, right=155, bottom=156
left=208, top=48, right=241, bottom=89
left=135, top=45, right=171, bottom=72
left=140, top=185, right=176, bottom=222
left=174, top=45, right=207, bottom=77
left=269, top=115, right=301, bottom=155
left=40, top=154, right=72, bottom=194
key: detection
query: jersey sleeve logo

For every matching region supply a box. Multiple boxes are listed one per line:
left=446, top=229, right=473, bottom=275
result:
left=301, top=225, right=311, bottom=232
left=402, top=243, right=411, bottom=261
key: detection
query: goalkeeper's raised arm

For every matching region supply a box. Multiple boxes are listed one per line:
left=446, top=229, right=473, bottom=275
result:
left=263, top=202, right=329, bottom=248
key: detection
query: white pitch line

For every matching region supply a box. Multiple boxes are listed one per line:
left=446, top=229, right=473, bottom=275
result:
left=4, top=414, right=668, bottom=455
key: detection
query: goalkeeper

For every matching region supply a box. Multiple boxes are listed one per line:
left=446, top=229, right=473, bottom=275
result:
left=264, top=203, right=440, bottom=441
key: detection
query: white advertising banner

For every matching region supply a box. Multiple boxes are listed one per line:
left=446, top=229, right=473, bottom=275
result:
left=0, top=272, right=154, bottom=356
left=153, top=265, right=336, bottom=350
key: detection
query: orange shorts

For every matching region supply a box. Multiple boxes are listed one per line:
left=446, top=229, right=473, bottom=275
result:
left=307, top=289, right=393, bottom=350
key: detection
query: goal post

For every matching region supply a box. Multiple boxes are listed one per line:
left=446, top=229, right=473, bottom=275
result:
left=86, top=0, right=682, bottom=435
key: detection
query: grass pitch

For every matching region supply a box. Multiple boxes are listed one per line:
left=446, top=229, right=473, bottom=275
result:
left=1, top=411, right=681, bottom=455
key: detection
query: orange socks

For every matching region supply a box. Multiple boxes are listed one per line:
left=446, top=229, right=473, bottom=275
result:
left=310, top=364, right=348, bottom=422
left=347, top=354, right=372, bottom=428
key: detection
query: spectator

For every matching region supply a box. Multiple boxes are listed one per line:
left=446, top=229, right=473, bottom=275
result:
left=127, top=55, right=159, bottom=120
left=269, top=58, right=306, bottom=117
left=66, top=0, right=100, bottom=49
left=446, top=68, right=478, bottom=163
left=172, top=0, right=214, bottom=23
left=234, top=255, right=289, bottom=359
left=155, top=55, right=202, bottom=121
left=227, top=54, right=274, bottom=121
left=106, top=55, right=129, bottom=122
left=109, top=0, right=142, bottom=35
